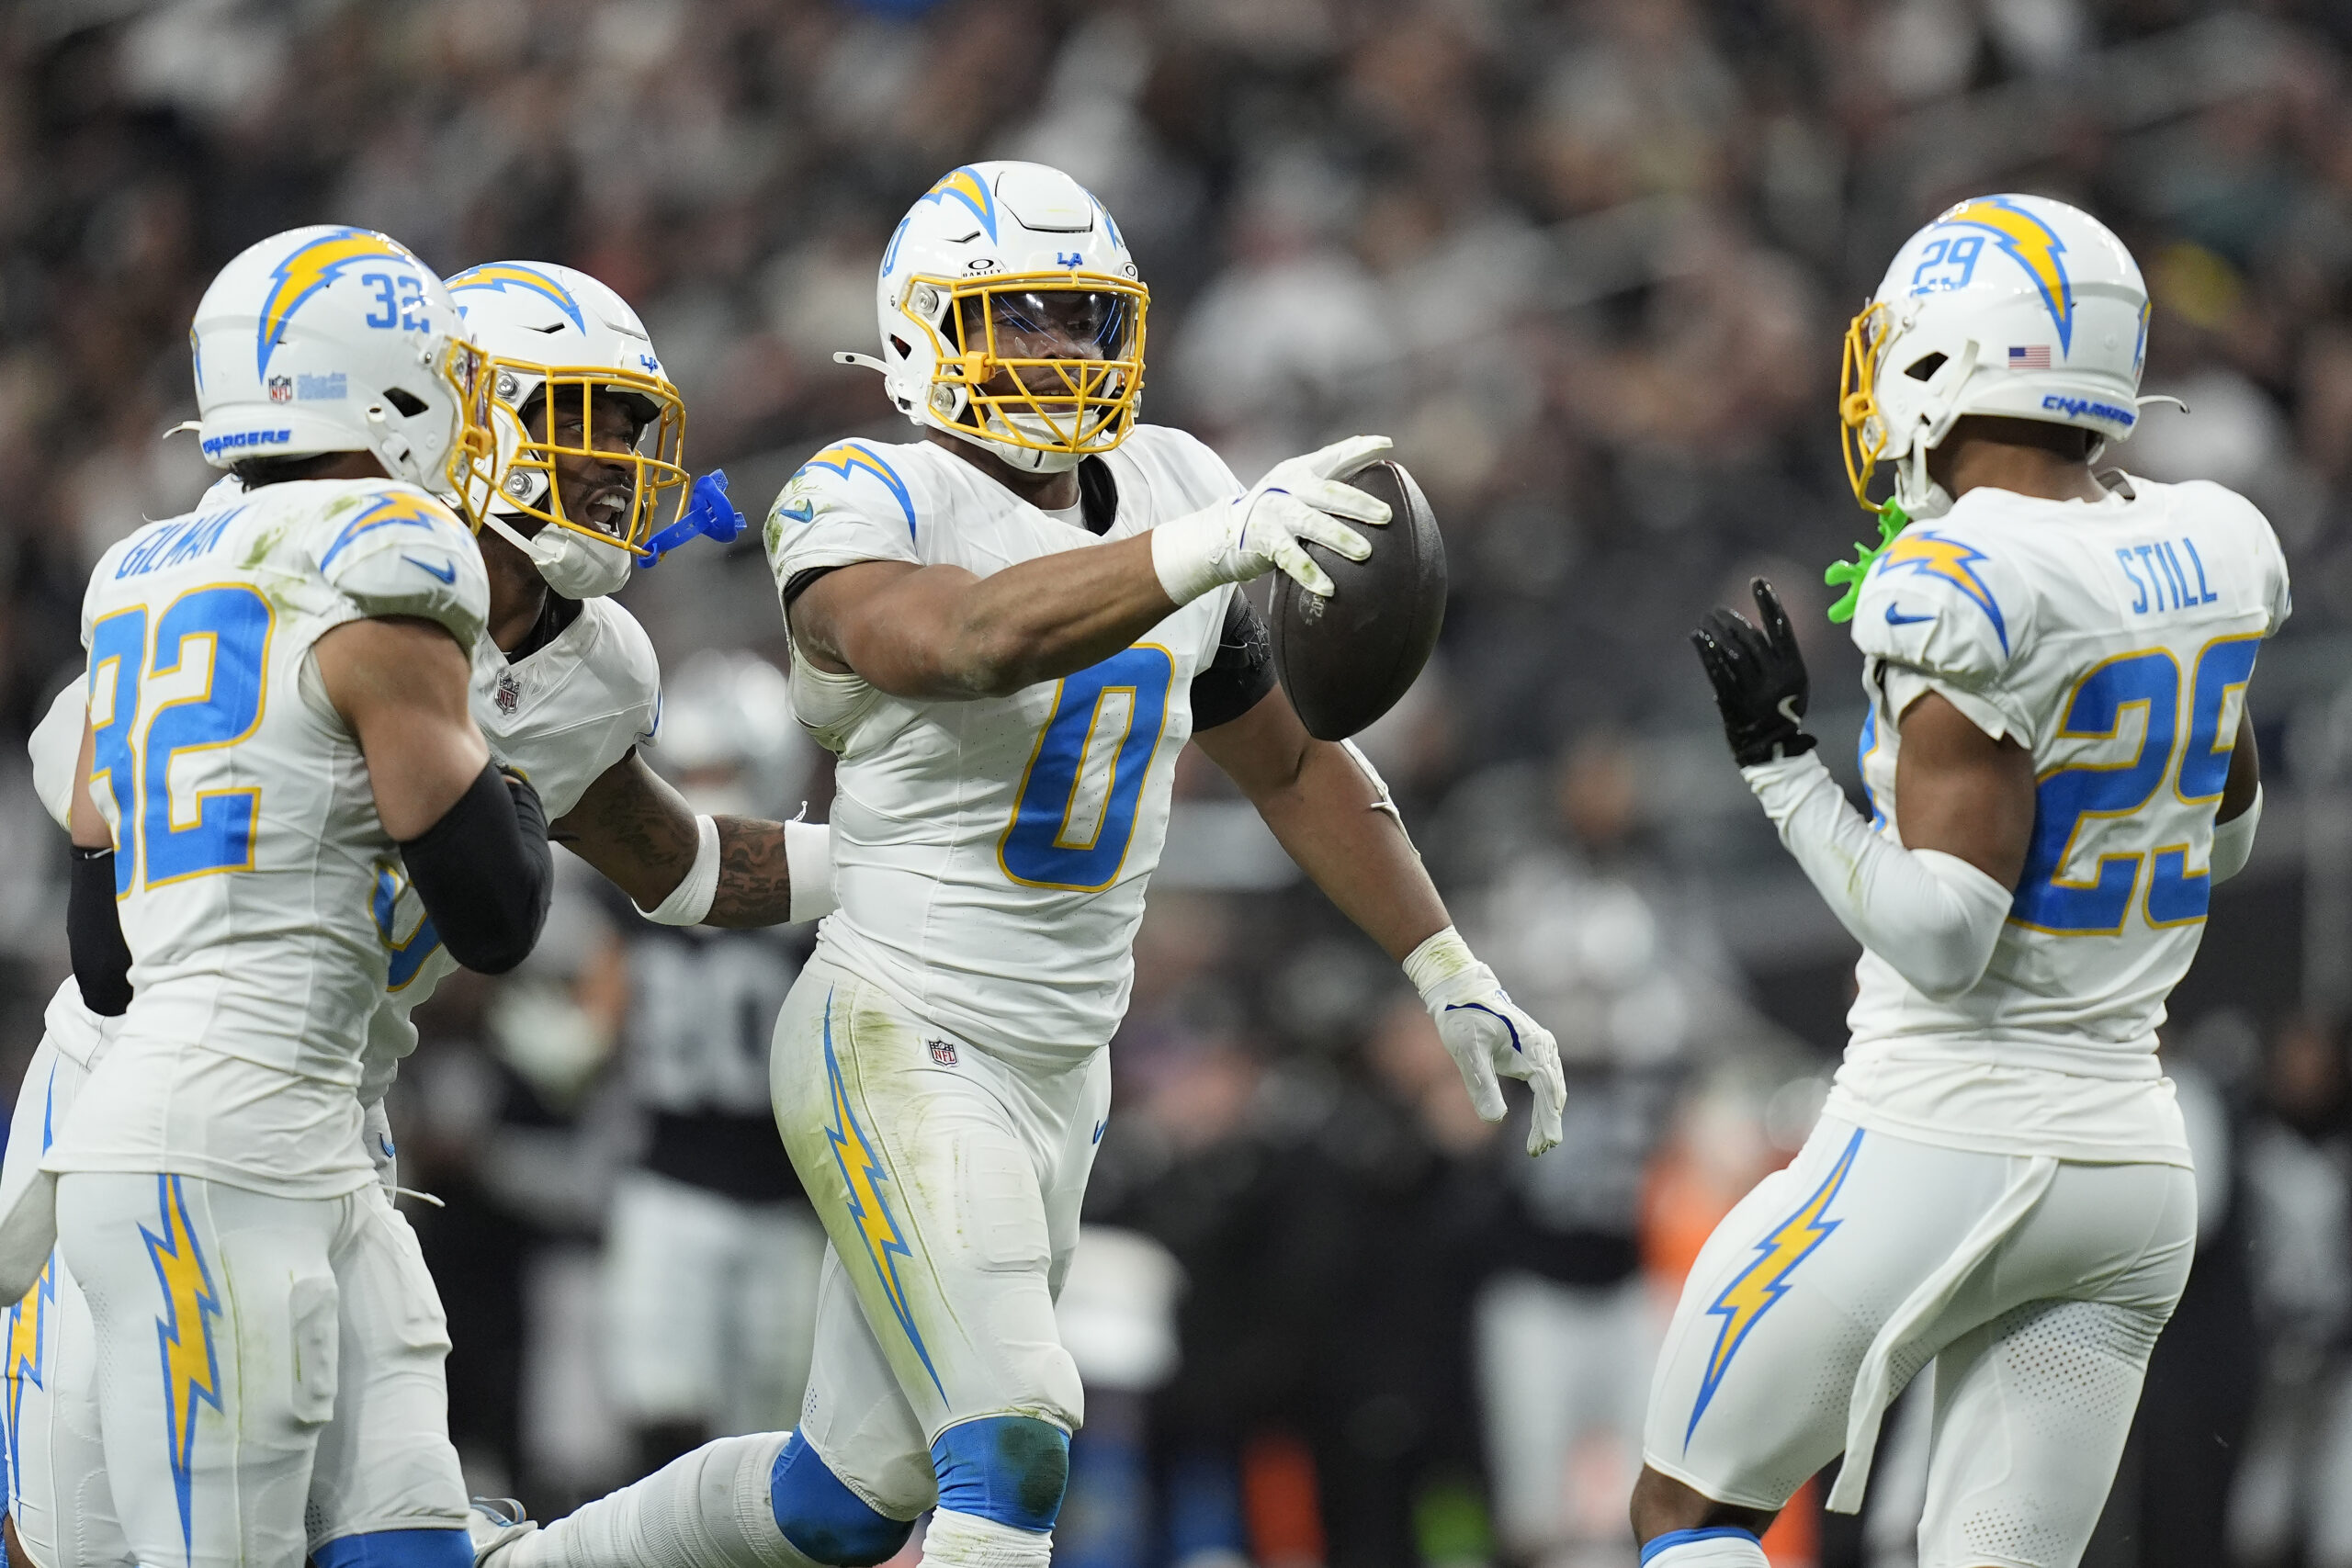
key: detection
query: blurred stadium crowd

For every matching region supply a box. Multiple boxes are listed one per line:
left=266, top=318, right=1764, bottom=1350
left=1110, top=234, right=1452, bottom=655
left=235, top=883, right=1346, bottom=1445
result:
left=4, top=0, right=2352, bottom=1564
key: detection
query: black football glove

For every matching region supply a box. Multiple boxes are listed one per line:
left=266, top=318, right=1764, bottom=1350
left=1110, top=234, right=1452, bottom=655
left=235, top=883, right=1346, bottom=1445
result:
left=1690, top=578, right=1817, bottom=768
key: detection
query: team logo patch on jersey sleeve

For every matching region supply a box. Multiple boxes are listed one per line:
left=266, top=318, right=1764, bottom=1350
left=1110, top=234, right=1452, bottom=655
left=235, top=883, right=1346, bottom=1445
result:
left=1686, top=1128, right=1864, bottom=1446
left=1875, top=530, right=2008, bottom=653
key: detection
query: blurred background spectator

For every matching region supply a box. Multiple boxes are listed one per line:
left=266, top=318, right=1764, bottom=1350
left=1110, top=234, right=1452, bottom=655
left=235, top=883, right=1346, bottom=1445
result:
left=4, top=0, right=2351, bottom=1562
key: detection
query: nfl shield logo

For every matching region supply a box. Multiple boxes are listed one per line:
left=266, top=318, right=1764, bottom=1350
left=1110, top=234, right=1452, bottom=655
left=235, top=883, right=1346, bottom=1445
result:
left=928, top=1038, right=958, bottom=1066
left=266, top=375, right=293, bottom=403
left=495, top=671, right=521, bottom=715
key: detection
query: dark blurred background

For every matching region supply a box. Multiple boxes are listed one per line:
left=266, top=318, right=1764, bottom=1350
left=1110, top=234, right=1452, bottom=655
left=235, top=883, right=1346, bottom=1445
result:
left=3, top=1, right=2351, bottom=1564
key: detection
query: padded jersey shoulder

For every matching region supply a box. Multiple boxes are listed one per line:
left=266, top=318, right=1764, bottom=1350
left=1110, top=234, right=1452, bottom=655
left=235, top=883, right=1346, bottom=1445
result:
left=1849, top=493, right=2043, bottom=692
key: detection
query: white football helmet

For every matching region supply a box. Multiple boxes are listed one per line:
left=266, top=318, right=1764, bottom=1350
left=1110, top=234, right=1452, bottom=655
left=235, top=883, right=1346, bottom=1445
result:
left=1841, top=194, right=2161, bottom=521
left=848, top=161, right=1147, bottom=474
left=189, top=225, right=492, bottom=514
left=445, top=261, right=688, bottom=598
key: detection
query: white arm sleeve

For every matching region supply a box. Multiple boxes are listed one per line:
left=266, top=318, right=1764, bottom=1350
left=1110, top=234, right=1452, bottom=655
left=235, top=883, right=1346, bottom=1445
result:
left=2211, top=784, right=2261, bottom=886
left=1743, top=751, right=2013, bottom=1001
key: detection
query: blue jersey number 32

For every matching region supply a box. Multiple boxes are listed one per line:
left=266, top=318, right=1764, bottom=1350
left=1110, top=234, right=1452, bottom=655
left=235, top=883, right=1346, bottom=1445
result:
left=87, top=585, right=274, bottom=894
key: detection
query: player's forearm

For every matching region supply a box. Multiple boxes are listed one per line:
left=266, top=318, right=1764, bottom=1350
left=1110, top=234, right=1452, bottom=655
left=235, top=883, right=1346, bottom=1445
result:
left=1250, top=739, right=1447, bottom=961
left=1746, top=750, right=2011, bottom=1000
left=909, top=536, right=1177, bottom=698
left=707, top=818, right=837, bottom=927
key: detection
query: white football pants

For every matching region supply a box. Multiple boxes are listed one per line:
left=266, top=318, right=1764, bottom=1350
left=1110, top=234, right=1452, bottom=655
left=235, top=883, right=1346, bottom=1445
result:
left=769, top=960, right=1110, bottom=1517
left=1644, top=1116, right=2195, bottom=1568
left=52, top=1168, right=468, bottom=1568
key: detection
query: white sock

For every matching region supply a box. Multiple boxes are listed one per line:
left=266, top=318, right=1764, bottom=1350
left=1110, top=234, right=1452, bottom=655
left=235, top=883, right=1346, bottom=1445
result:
left=1640, top=1527, right=1770, bottom=1567
left=918, top=1509, right=1051, bottom=1568
left=501, top=1432, right=814, bottom=1568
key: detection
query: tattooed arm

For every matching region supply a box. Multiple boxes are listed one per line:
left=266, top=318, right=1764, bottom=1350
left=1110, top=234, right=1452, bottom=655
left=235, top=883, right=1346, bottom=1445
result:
left=552, top=750, right=803, bottom=928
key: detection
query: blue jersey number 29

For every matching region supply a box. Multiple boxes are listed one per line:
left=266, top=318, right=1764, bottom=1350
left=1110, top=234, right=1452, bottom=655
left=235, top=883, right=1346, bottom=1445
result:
left=85, top=584, right=274, bottom=894
left=1000, top=645, right=1175, bottom=892
left=2013, top=634, right=2260, bottom=934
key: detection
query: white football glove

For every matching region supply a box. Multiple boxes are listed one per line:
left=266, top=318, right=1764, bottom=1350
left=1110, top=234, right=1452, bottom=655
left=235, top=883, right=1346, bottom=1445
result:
left=1151, top=434, right=1394, bottom=604
left=362, top=1097, right=399, bottom=1196
left=1406, top=927, right=1567, bottom=1156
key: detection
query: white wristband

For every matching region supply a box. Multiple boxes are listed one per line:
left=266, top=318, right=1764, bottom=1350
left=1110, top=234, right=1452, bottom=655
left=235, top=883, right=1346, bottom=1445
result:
left=1402, top=925, right=1476, bottom=998
left=786, top=819, right=838, bottom=923
left=639, top=813, right=720, bottom=926
left=1149, top=499, right=1238, bottom=605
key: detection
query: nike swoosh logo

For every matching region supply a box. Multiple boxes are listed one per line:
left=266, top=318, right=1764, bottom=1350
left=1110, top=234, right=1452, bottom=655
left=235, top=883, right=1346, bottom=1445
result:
left=1883, top=604, right=1933, bottom=626
left=779, top=502, right=815, bottom=524
left=403, top=555, right=458, bottom=583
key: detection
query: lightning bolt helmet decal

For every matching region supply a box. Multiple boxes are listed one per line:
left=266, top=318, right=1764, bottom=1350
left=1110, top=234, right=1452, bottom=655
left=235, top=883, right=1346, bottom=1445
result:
left=1938, top=197, right=2075, bottom=355
left=445, top=262, right=589, bottom=332
left=255, top=226, right=425, bottom=379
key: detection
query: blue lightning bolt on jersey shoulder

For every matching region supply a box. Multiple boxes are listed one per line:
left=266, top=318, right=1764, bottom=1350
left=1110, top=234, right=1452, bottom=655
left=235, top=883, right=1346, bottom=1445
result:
left=319, top=490, right=460, bottom=571
left=820, top=991, right=944, bottom=1398
left=257, top=228, right=424, bottom=378
left=1874, top=529, right=2008, bottom=654
left=1939, top=197, right=2075, bottom=354
left=1686, top=1128, right=1864, bottom=1447
left=141, top=1175, right=225, bottom=1558
left=790, top=443, right=918, bottom=541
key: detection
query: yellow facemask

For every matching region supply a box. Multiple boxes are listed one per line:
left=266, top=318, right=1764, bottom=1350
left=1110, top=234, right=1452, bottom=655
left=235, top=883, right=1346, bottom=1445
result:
left=471, top=360, right=690, bottom=555
left=432, top=335, right=499, bottom=530
left=899, top=271, right=1148, bottom=458
left=1838, top=300, right=1893, bottom=515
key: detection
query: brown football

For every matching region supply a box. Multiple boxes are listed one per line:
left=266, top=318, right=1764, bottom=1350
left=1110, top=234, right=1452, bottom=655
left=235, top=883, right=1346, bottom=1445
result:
left=1267, top=459, right=1447, bottom=741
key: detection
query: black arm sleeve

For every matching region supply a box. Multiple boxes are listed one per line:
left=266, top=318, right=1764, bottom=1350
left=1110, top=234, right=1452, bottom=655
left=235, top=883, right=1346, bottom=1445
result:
left=68, top=846, right=132, bottom=1017
left=1190, top=592, right=1279, bottom=731
left=399, top=763, right=553, bottom=976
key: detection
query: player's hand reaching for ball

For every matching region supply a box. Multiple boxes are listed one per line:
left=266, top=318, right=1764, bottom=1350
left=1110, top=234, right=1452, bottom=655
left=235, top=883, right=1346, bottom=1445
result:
left=1692, top=578, right=1818, bottom=768
left=1405, top=928, right=1567, bottom=1156
left=1152, top=434, right=1394, bottom=604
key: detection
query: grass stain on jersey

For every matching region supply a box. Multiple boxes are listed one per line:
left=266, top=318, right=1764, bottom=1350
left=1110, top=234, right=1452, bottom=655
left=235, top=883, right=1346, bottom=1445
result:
left=821, top=992, right=945, bottom=1397
left=141, top=1174, right=226, bottom=1556
left=1686, top=1127, right=1864, bottom=1447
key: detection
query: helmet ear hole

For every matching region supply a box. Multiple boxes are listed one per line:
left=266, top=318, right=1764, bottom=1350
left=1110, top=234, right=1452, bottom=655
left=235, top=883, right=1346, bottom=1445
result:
left=1904, top=352, right=1948, bottom=382
left=383, top=387, right=428, bottom=416
left=889, top=335, right=913, bottom=360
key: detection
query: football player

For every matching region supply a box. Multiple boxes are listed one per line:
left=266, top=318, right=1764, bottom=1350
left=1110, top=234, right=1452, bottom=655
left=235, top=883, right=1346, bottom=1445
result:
left=472, top=160, right=1568, bottom=1568
left=1637, top=195, right=2283, bottom=1567
left=43, top=224, right=548, bottom=1568
left=0, top=248, right=837, bottom=1568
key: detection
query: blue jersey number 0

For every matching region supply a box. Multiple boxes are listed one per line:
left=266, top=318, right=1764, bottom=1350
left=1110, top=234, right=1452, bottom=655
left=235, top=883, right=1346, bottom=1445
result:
left=1000, top=646, right=1175, bottom=892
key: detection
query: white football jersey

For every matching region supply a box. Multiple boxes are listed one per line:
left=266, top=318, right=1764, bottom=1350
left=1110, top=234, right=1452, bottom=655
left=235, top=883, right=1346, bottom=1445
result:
left=1831, top=474, right=2290, bottom=1163
left=359, top=595, right=662, bottom=1098
left=47, top=479, right=488, bottom=1196
left=766, top=426, right=1239, bottom=1059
